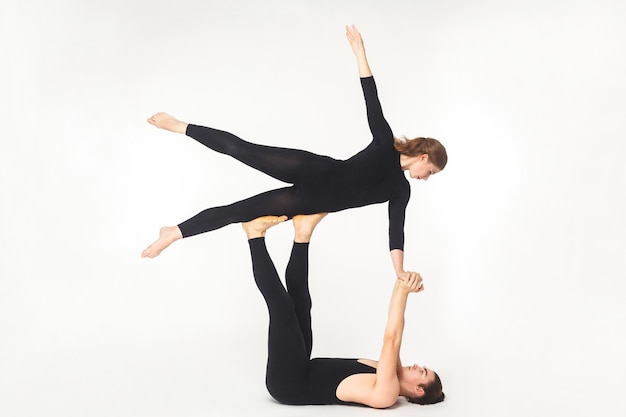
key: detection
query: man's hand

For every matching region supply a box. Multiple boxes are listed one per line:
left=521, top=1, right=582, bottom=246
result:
left=397, top=271, right=424, bottom=294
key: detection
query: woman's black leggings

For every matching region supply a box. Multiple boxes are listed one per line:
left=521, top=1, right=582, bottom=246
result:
left=248, top=237, right=312, bottom=401
left=178, top=125, right=340, bottom=238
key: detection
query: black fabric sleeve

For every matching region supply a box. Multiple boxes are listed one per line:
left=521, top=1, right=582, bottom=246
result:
left=388, top=185, right=411, bottom=251
left=360, top=76, right=393, bottom=144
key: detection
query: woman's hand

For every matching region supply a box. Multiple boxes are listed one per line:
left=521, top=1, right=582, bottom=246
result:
left=345, top=24, right=366, bottom=57
left=397, top=272, right=424, bottom=294
left=396, top=270, right=409, bottom=280
left=345, top=24, right=372, bottom=85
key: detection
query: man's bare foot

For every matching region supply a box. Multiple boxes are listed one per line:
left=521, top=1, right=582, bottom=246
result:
left=242, top=215, right=288, bottom=239
left=293, top=213, right=327, bottom=243
left=146, top=112, right=188, bottom=134
left=141, top=226, right=183, bottom=258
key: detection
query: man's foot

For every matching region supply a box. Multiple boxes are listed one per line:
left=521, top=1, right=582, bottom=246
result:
left=146, top=112, right=188, bottom=134
left=242, top=215, right=288, bottom=239
left=141, top=226, right=183, bottom=258
left=293, top=213, right=327, bottom=243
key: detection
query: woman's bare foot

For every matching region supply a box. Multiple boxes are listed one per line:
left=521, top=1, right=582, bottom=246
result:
left=141, top=226, right=183, bottom=258
left=242, top=215, right=288, bottom=239
left=293, top=213, right=327, bottom=243
left=146, top=112, right=188, bottom=134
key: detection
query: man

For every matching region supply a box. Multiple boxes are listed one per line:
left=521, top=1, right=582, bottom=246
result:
left=240, top=213, right=444, bottom=407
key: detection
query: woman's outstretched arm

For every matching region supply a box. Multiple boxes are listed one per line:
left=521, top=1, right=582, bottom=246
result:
left=390, top=249, right=407, bottom=279
left=346, top=25, right=372, bottom=77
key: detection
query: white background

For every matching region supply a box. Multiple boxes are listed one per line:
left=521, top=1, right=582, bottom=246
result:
left=2, top=1, right=625, bottom=416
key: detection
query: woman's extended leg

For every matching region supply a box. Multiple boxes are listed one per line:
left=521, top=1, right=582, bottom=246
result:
left=141, top=226, right=182, bottom=259
left=242, top=216, right=310, bottom=403
left=141, top=186, right=321, bottom=258
left=147, top=112, right=188, bottom=133
left=187, top=124, right=340, bottom=184
left=147, top=112, right=340, bottom=184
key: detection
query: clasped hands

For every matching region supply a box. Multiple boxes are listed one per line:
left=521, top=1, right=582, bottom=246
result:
left=396, top=271, right=425, bottom=293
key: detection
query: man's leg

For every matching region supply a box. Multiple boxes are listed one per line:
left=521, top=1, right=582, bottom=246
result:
left=285, top=214, right=327, bottom=358
left=242, top=216, right=310, bottom=403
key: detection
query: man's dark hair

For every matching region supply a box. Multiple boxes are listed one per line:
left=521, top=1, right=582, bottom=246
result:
left=406, top=371, right=445, bottom=405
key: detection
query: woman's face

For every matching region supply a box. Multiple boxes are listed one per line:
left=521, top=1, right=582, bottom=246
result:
left=403, top=154, right=440, bottom=181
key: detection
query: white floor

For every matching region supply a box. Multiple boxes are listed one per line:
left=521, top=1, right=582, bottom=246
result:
left=2, top=1, right=625, bottom=416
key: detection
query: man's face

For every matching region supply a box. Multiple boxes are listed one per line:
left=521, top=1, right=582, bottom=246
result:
left=406, top=363, right=436, bottom=392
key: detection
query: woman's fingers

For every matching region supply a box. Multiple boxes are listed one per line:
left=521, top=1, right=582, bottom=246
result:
left=345, top=24, right=362, bottom=43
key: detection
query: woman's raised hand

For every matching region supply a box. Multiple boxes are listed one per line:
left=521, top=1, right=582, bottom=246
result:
left=345, top=24, right=366, bottom=57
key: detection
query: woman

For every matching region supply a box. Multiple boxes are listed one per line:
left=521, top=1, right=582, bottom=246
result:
left=142, top=25, right=447, bottom=279
left=241, top=213, right=444, bottom=407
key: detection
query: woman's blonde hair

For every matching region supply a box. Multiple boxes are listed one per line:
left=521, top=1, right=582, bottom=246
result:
left=394, top=136, right=448, bottom=170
